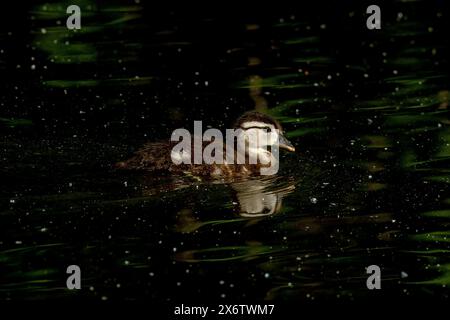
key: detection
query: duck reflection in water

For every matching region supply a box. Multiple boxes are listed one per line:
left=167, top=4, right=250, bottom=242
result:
left=132, top=174, right=295, bottom=235
left=168, top=176, right=295, bottom=233
left=230, top=176, right=295, bottom=217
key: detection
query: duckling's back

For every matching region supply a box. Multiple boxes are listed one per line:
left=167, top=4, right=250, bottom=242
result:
left=116, top=142, right=175, bottom=172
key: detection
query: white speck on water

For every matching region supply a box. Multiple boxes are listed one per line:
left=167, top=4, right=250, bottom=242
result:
left=310, top=197, right=318, bottom=204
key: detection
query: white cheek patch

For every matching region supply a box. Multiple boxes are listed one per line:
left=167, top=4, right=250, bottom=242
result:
left=244, top=127, right=279, bottom=147
left=243, top=129, right=278, bottom=165
left=245, top=129, right=260, bottom=144
left=170, top=150, right=191, bottom=164
left=257, top=129, right=279, bottom=146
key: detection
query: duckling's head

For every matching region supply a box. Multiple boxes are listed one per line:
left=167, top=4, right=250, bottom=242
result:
left=234, top=111, right=295, bottom=153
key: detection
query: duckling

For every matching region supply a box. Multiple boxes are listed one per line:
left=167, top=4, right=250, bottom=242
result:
left=116, top=111, right=295, bottom=178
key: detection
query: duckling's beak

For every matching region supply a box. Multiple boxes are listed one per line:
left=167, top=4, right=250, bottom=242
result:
left=278, top=134, right=295, bottom=152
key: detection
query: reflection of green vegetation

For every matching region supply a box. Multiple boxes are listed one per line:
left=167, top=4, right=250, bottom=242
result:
left=383, top=112, right=444, bottom=127
left=44, top=79, right=99, bottom=87
left=283, top=37, right=319, bottom=45
left=0, top=117, right=33, bottom=127
left=176, top=245, right=280, bottom=262
left=0, top=244, right=64, bottom=263
left=237, top=74, right=309, bottom=89
left=32, top=0, right=143, bottom=87
left=285, top=127, right=324, bottom=138
left=361, top=135, right=392, bottom=148
left=10, top=269, right=57, bottom=280
left=44, top=76, right=153, bottom=87
left=33, top=1, right=99, bottom=64
left=437, top=129, right=450, bottom=158
left=390, top=57, right=422, bottom=66
left=422, top=210, right=450, bottom=218
left=410, top=264, right=450, bottom=285
left=33, top=0, right=143, bottom=62
left=294, top=57, right=332, bottom=64
left=412, top=231, right=450, bottom=243
left=275, top=115, right=326, bottom=125
left=405, top=249, right=450, bottom=255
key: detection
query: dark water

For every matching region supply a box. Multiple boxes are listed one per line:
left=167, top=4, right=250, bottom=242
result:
left=1, top=0, right=450, bottom=305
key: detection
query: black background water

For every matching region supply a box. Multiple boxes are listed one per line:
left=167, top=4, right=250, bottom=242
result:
left=1, top=0, right=450, bottom=304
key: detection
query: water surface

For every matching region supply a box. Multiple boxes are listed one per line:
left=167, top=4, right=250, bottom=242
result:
left=0, top=0, right=449, bottom=303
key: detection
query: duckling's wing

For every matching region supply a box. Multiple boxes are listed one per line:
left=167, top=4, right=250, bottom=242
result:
left=116, top=142, right=174, bottom=171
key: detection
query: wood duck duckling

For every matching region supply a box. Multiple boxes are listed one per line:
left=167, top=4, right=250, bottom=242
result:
left=116, top=111, right=295, bottom=178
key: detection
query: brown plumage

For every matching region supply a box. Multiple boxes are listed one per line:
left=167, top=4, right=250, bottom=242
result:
left=115, top=140, right=260, bottom=178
